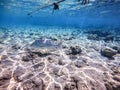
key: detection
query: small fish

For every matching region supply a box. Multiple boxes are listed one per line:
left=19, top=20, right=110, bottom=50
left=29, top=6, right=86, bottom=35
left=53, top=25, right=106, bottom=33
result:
left=31, top=38, right=62, bottom=48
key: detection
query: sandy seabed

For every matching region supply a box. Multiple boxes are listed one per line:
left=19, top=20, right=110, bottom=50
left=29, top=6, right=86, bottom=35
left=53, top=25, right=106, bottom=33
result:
left=0, top=26, right=120, bottom=90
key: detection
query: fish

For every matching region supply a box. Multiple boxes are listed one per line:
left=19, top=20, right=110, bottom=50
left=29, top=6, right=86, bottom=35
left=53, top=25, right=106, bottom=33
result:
left=31, top=38, right=62, bottom=48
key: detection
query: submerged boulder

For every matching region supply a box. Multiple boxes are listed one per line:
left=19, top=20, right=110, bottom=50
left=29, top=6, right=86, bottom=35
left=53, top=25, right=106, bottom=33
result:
left=66, top=46, right=82, bottom=55
left=101, top=47, right=117, bottom=58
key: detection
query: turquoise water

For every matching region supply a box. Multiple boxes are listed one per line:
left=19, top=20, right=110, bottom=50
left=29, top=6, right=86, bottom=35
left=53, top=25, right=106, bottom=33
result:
left=1, top=1, right=120, bottom=90
left=0, top=0, right=120, bottom=44
left=0, top=1, right=120, bottom=44
left=0, top=0, right=120, bottom=47
left=0, top=0, right=120, bottom=28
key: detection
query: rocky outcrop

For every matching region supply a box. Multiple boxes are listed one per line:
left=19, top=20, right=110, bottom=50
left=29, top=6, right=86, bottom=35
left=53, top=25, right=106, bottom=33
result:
left=65, top=46, right=82, bottom=55
left=101, top=47, right=117, bottom=58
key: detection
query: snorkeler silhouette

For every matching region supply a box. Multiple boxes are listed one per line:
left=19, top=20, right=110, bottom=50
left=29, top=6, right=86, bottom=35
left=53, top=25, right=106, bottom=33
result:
left=52, top=0, right=65, bottom=14
left=52, top=2, right=59, bottom=14
left=27, top=0, right=65, bottom=15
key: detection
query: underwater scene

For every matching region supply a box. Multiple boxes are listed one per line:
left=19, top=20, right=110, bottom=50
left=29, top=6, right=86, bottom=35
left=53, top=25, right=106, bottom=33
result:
left=0, top=0, right=120, bottom=90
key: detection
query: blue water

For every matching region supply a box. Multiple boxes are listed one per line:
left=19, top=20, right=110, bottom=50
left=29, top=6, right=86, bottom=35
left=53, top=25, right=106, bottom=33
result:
left=1, top=1, right=120, bottom=90
left=0, top=0, right=120, bottom=28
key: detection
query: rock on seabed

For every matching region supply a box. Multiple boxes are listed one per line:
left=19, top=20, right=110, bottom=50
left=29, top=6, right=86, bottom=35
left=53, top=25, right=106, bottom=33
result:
left=101, top=47, right=117, bottom=58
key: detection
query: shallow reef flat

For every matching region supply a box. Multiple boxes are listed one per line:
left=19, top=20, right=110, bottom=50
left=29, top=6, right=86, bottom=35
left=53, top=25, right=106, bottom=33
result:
left=0, top=26, right=120, bottom=90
